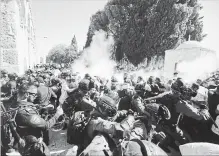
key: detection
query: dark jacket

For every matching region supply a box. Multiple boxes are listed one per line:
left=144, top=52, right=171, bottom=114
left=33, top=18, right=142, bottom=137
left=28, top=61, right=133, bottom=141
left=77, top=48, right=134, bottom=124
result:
left=156, top=93, right=208, bottom=125
left=208, top=89, right=219, bottom=120
left=15, top=101, right=59, bottom=138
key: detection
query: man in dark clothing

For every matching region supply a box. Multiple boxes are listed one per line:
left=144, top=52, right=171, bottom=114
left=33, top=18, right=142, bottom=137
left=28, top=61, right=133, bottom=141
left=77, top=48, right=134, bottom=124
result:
left=155, top=77, right=166, bottom=93
left=208, top=86, right=219, bottom=120
left=15, top=83, right=63, bottom=144
left=118, top=87, right=135, bottom=111
left=146, top=79, right=211, bottom=152
left=147, top=76, right=160, bottom=97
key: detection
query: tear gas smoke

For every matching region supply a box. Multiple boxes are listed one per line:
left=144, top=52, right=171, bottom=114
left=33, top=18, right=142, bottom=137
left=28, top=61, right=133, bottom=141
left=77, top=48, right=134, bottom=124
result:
left=72, top=30, right=218, bottom=84
left=72, top=30, right=163, bottom=82
left=177, top=52, right=218, bottom=83
left=72, top=31, right=116, bottom=80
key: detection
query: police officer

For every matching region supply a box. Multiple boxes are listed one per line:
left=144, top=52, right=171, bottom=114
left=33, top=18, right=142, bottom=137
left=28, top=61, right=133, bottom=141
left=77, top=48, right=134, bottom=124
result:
left=152, top=79, right=211, bottom=152
left=76, top=95, right=134, bottom=155
left=15, top=83, right=63, bottom=145
left=147, top=76, right=160, bottom=97
left=208, top=85, right=219, bottom=120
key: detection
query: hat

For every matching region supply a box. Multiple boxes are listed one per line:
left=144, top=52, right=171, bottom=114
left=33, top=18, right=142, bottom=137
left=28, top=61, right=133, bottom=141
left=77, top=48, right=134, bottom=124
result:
left=85, top=73, right=91, bottom=79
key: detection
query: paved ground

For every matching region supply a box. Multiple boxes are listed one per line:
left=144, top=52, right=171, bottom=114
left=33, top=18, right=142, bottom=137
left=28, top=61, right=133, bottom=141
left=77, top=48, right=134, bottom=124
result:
left=49, top=130, right=77, bottom=156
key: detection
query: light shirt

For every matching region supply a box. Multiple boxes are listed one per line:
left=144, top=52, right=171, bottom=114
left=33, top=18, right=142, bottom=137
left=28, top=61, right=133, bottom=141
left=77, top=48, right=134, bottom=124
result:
left=191, top=86, right=208, bottom=102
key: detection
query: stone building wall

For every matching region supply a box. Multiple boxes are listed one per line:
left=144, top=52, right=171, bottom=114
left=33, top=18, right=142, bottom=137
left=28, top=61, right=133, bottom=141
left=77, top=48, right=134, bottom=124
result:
left=0, top=0, right=37, bottom=75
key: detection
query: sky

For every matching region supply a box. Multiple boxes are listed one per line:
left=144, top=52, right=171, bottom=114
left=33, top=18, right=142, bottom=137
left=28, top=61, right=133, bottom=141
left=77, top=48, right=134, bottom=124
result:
left=31, top=0, right=219, bottom=58
left=31, top=0, right=108, bottom=58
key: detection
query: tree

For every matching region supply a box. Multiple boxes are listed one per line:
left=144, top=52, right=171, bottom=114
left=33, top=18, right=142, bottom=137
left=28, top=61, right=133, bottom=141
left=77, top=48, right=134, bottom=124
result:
left=71, top=35, right=78, bottom=53
left=46, top=35, right=79, bottom=66
left=85, top=0, right=206, bottom=66
left=46, top=44, right=66, bottom=64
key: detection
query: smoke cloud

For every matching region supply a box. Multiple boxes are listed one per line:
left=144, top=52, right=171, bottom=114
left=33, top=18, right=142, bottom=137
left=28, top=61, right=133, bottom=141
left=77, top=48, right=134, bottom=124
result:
left=72, top=30, right=219, bottom=84
left=72, top=31, right=116, bottom=80
left=72, top=30, right=164, bottom=82
left=177, top=52, right=218, bottom=83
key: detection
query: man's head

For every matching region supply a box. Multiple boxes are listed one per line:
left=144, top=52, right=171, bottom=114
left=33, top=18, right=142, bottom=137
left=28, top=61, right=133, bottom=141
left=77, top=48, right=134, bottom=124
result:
left=147, top=76, right=155, bottom=85
left=1, top=70, right=8, bottom=79
left=17, top=83, right=29, bottom=101
left=171, top=78, right=184, bottom=93
left=28, top=76, right=36, bottom=85
left=135, top=83, right=144, bottom=97
left=51, top=78, right=61, bottom=86
left=8, top=73, right=17, bottom=81
left=66, top=76, right=71, bottom=83
left=123, top=73, right=128, bottom=79
left=7, top=81, right=17, bottom=96
left=36, top=77, right=45, bottom=85
left=196, top=79, right=202, bottom=85
left=84, top=73, right=91, bottom=80
left=27, top=85, right=38, bottom=102
left=61, top=70, right=70, bottom=79
left=137, top=76, right=143, bottom=83
left=111, top=76, right=118, bottom=83
left=167, top=79, right=173, bottom=85
left=184, top=83, right=199, bottom=99
left=155, top=77, right=161, bottom=84
left=191, top=83, right=199, bottom=92
left=173, top=72, right=178, bottom=77
left=71, top=75, right=77, bottom=82
left=18, top=83, right=37, bottom=102
left=78, top=79, right=90, bottom=94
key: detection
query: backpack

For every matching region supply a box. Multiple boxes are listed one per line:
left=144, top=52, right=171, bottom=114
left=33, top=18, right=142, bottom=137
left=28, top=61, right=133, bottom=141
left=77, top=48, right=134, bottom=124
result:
left=67, top=111, right=90, bottom=145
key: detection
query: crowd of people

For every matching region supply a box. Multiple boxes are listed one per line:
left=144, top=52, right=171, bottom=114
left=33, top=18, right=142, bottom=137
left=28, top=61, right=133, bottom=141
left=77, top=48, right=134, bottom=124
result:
left=1, top=63, right=219, bottom=156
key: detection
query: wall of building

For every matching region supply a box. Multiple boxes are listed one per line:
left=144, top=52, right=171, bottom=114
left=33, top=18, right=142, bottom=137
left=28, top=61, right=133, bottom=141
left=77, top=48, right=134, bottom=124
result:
left=0, top=0, right=37, bottom=75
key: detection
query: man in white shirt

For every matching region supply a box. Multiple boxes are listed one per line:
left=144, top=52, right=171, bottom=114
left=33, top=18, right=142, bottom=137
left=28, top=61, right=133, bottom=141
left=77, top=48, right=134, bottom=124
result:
left=191, top=81, right=208, bottom=106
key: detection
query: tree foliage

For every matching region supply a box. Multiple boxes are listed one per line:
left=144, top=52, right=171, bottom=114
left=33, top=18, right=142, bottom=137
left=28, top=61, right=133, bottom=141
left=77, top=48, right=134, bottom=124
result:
left=85, top=0, right=206, bottom=66
left=46, top=36, right=79, bottom=66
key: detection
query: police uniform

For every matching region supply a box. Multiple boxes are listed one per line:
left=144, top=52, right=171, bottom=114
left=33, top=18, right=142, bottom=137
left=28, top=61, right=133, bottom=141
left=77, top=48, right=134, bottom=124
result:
left=15, top=100, right=60, bottom=143
left=155, top=91, right=210, bottom=151
left=79, top=96, right=136, bottom=156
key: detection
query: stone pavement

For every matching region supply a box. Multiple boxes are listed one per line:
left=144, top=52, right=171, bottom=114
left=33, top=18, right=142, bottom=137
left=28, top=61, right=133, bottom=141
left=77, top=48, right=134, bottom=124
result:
left=49, top=130, right=77, bottom=156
